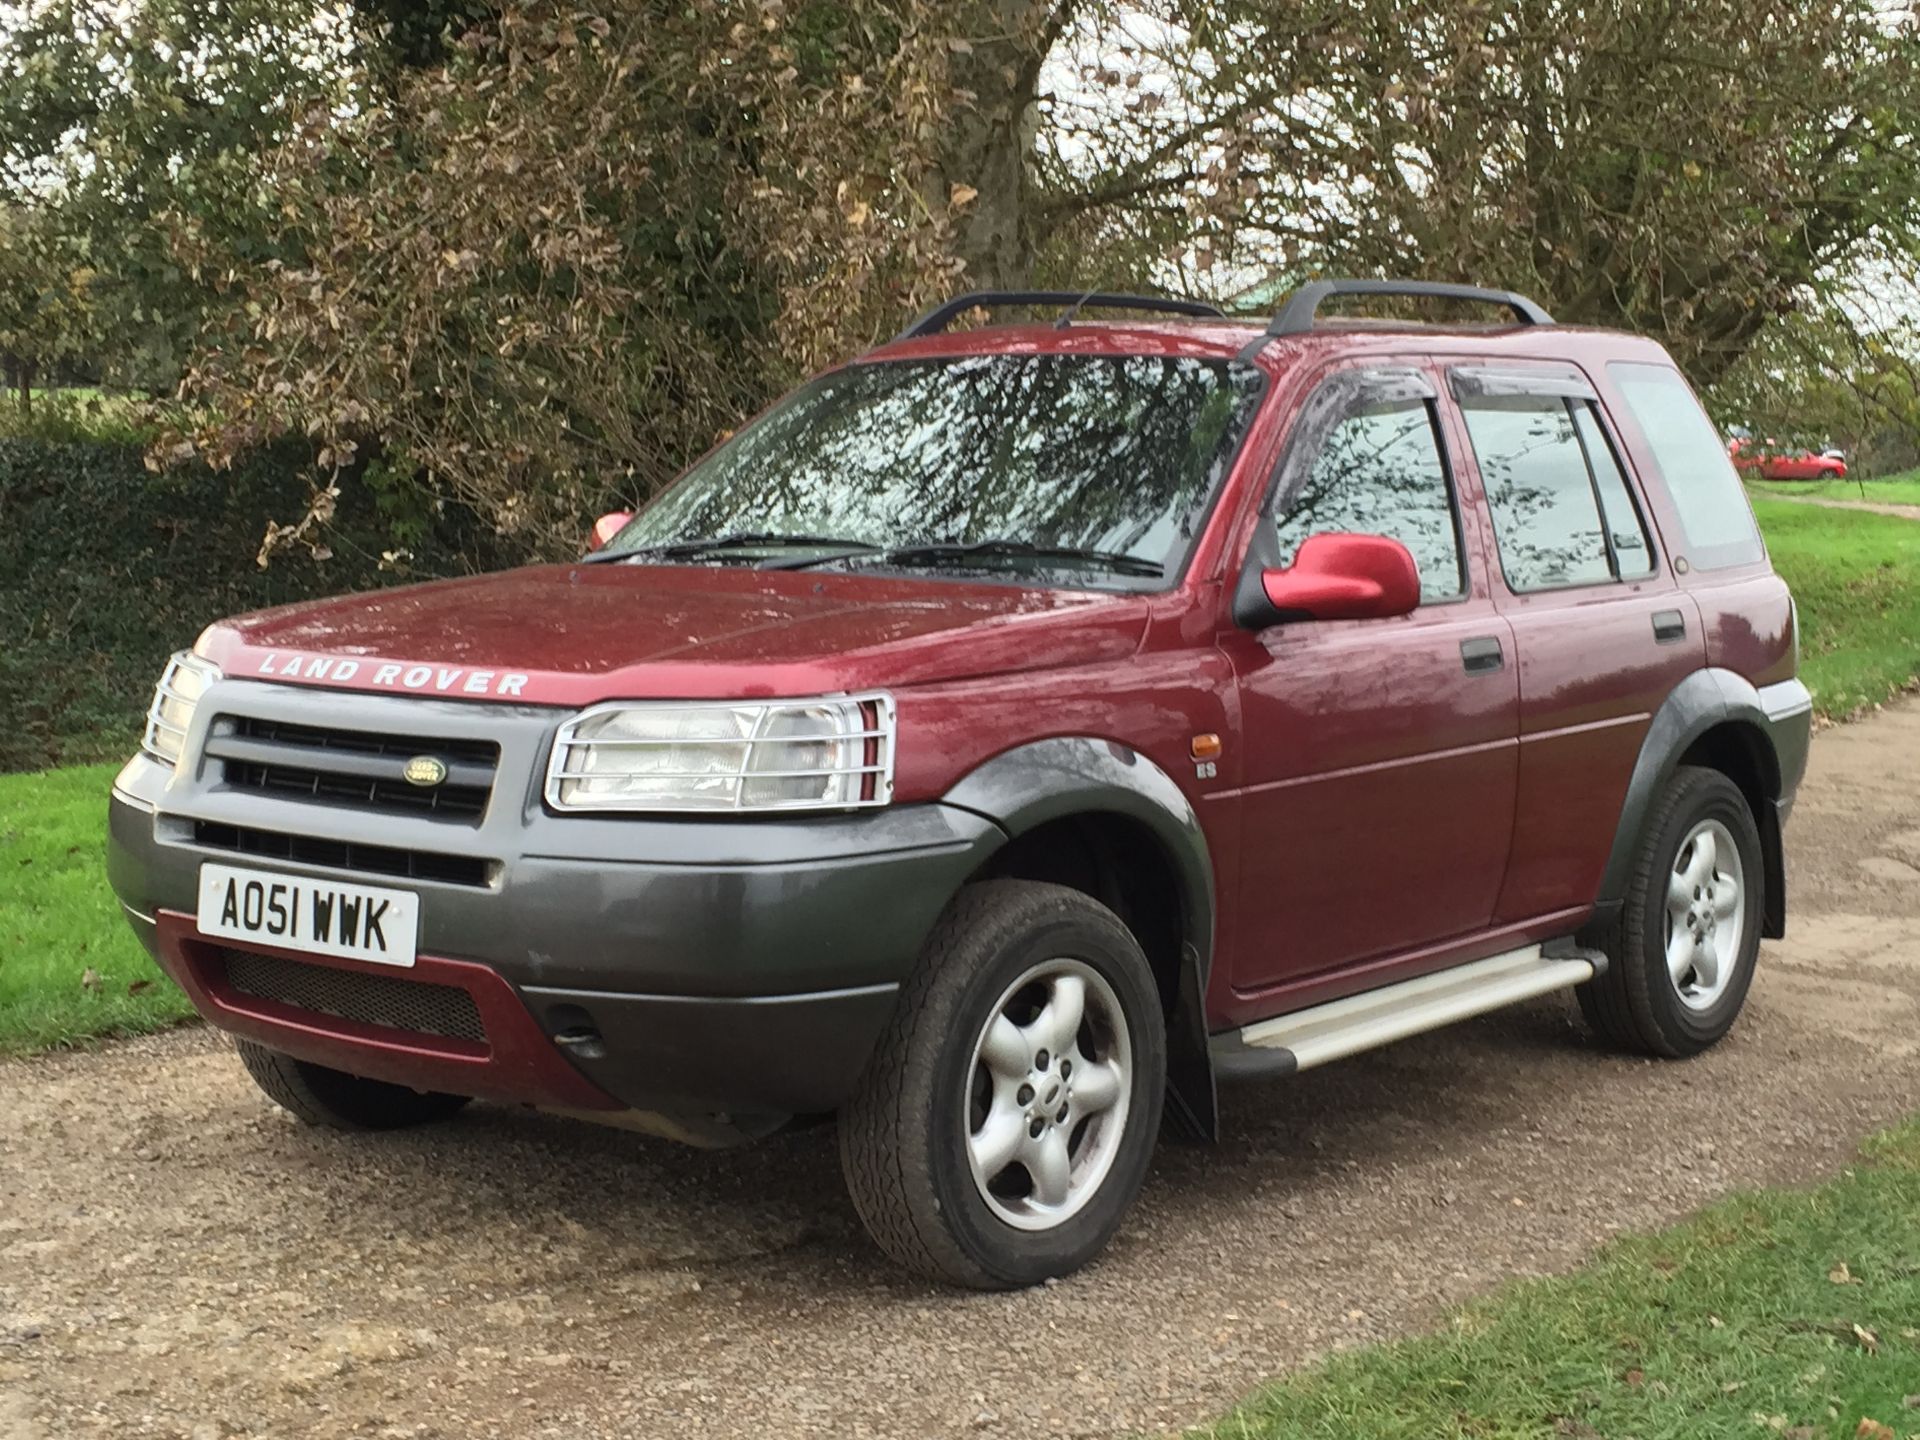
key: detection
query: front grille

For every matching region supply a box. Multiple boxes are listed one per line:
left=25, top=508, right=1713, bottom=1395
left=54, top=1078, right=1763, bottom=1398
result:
left=194, top=820, right=493, bottom=888
left=209, top=715, right=499, bottom=822
left=220, top=947, right=486, bottom=1044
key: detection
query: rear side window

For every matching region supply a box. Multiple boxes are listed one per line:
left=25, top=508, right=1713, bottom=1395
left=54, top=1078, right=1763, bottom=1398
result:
left=1461, top=398, right=1615, bottom=592
left=1609, top=361, right=1764, bottom=569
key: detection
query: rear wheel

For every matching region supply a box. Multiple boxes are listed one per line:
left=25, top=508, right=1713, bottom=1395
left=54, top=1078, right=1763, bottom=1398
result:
left=1578, top=765, right=1764, bottom=1057
left=234, top=1038, right=472, bottom=1130
left=838, top=880, right=1165, bottom=1289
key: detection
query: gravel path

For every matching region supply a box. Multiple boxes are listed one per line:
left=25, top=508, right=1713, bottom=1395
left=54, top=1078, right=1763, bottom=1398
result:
left=6, top=700, right=1920, bottom=1440
left=1749, top=490, right=1920, bottom=522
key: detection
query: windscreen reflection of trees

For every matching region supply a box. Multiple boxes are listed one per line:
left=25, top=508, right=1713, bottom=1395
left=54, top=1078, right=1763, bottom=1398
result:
left=1272, top=403, right=1463, bottom=603
left=1465, top=403, right=1613, bottom=592
left=621, top=356, right=1264, bottom=568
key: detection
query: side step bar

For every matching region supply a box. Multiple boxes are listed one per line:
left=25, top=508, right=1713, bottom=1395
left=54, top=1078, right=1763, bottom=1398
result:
left=1212, top=942, right=1604, bottom=1081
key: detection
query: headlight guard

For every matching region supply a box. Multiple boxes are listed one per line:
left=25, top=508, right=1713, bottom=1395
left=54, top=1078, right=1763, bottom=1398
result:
left=141, top=651, right=221, bottom=767
left=545, top=694, right=896, bottom=814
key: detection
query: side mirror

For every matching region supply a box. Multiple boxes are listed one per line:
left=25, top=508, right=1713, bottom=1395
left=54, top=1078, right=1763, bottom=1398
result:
left=1240, top=532, right=1420, bottom=627
left=588, top=511, right=634, bottom=551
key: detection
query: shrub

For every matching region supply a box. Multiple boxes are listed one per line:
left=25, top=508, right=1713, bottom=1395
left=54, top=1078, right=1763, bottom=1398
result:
left=0, top=438, right=522, bottom=772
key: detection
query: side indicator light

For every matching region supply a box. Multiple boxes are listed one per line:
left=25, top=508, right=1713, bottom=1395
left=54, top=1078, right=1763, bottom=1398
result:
left=1190, top=733, right=1223, bottom=761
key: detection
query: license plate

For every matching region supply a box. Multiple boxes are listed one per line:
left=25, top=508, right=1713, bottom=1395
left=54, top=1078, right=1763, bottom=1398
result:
left=196, top=863, right=419, bottom=968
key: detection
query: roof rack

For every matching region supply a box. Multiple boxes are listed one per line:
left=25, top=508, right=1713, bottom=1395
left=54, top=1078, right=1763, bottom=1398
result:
left=894, top=290, right=1226, bottom=341
left=1238, top=279, right=1554, bottom=360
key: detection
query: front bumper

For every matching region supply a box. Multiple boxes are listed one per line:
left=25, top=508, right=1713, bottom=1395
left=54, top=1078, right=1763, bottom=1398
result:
left=108, top=681, right=1001, bottom=1123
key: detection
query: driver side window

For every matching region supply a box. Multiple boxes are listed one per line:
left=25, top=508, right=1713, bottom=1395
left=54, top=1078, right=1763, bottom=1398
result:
left=1271, top=395, right=1465, bottom=604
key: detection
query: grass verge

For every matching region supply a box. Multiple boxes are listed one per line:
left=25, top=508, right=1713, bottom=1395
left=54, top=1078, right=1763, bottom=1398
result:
left=0, top=763, right=194, bottom=1054
left=1750, top=476, right=1920, bottom=508
left=1193, top=1118, right=1920, bottom=1440
left=1755, top=499, right=1920, bottom=719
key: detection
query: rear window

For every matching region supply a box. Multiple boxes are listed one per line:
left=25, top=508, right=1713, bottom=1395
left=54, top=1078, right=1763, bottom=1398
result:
left=1460, top=398, right=1615, bottom=592
left=1608, top=362, right=1764, bottom=569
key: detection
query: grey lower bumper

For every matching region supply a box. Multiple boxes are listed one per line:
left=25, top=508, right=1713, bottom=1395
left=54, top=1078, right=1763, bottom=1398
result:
left=109, top=713, right=1002, bottom=1116
left=1757, top=677, right=1813, bottom=814
left=1756, top=677, right=1814, bottom=937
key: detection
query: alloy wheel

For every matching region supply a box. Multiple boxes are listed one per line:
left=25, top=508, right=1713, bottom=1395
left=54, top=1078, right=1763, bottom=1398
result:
left=1664, top=817, right=1746, bottom=1011
left=963, top=959, right=1132, bottom=1231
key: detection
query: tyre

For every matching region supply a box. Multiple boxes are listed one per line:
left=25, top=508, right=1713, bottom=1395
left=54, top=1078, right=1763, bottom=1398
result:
left=1578, top=765, right=1764, bottom=1057
left=234, top=1038, right=472, bottom=1130
left=838, top=879, right=1166, bottom=1289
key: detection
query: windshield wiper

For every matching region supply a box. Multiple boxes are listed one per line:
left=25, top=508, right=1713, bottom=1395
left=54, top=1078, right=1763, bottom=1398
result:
left=828, top=537, right=1164, bottom=579
left=583, top=531, right=884, bottom=564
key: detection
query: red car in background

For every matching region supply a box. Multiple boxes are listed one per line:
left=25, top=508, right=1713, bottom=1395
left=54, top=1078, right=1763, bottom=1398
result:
left=1728, top=435, right=1848, bottom=480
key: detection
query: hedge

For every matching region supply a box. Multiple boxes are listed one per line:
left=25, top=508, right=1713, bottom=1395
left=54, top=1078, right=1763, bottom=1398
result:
left=0, top=440, right=523, bottom=773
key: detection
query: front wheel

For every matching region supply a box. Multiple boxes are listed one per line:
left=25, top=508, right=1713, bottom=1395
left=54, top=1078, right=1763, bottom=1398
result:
left=1578, top=765, right=1765, bottom=1057
left=838, top=880, right=1166, bottom=1289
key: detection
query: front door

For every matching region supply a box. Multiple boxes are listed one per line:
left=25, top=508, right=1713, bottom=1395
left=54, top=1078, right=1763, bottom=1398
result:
left=1220, top=361, right=1520, bottom=1004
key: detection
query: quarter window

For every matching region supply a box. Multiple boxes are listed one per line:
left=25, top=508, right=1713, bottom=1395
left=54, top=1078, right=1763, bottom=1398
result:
left=1462, top=395, right=1654, bottom=592
left=1272, top=396, right=1465, bottom=603
left=1609, top=361, right=1764, bottom=568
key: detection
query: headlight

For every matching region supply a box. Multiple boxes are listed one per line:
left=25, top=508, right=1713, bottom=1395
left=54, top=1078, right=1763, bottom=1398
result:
left=142, top=651, right=221, bottom=766
left=545, top=694, right=895, bottom=813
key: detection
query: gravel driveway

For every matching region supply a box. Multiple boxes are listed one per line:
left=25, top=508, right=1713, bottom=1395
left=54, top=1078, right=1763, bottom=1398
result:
left=6, top=700, right=1920, bottom=1440
left=1747, top=490, right=1920, bottom=522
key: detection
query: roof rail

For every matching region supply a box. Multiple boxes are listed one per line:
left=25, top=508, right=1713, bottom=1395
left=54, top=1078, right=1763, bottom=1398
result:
left=1238, top=279, right=1554, bottom=360
left=893, top=290, right=1226, bottom=342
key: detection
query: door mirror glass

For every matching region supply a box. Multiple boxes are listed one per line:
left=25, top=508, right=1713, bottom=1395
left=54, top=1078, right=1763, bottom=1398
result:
left=1253, top=532, right=1421, bottom=624
left=589, top=511, right=634, bottom=551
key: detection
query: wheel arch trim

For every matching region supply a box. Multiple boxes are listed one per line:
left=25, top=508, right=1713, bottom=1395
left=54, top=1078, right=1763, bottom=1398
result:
left=940, top=737, right=1220, bottom=1140
left=1597, top=668, right=1809, bottom=937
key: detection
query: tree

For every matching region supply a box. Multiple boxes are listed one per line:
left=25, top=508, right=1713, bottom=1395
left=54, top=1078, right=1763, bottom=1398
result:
left=0, top=0, right=457, bottom=392
left=1085, top=0, right=1920, bottom=386
left=42, top=0, right=1919, bottom=558
left=1710, top=254, right=1920, bottom=476
left=170, top=2, right=1048, bottom=555
left=0, top=203, right=95, bottom=414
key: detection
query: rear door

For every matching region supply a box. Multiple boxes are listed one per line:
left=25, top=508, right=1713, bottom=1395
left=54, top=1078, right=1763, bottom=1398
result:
left=1442, top=363, right=1705, bottom=923
left=1221, top=360, right=1519, bottom=1003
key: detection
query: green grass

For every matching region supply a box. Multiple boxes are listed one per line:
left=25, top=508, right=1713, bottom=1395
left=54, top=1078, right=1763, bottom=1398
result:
left=0, top=763, right=195, bottom=1054
left=1755, top=499, right=1920, bottom=719
left=1194, top=1118, right=1920, bottom=1440
left=1750, top=475, right=1920, bottom=508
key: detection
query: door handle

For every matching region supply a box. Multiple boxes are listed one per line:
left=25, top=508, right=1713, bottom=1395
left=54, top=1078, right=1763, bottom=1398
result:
left=1652, top=609, right=1687, bottom=644
left=1460, top=636, right=1504, bottom=674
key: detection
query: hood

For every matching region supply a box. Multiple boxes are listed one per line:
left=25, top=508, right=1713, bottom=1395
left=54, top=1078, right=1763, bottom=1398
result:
left=198, top=561, right=1152, bottom=707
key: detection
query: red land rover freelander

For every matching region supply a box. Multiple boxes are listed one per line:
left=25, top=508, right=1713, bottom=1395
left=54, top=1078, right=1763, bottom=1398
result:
left=108, top=280, right=1810, bottom=1288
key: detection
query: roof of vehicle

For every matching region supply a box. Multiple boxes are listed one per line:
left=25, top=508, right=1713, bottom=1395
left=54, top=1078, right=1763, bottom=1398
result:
left=861, top=281, right=1680, bottom=376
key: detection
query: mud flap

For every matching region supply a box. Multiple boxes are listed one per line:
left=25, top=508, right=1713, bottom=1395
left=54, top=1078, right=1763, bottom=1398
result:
left=1163, top=943, right=1218, bottom=1143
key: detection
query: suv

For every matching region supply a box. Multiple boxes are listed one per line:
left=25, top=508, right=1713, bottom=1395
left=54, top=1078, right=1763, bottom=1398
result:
left=108, top=280, right=1810, bottom=1288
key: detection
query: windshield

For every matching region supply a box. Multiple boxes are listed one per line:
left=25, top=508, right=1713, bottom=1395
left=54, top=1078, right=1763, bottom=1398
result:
left=603, top=353, right=1266, bottom=588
